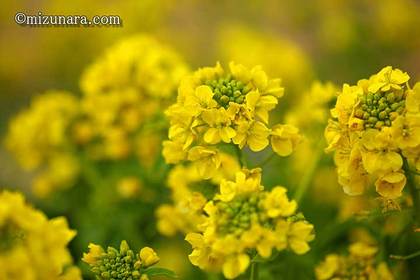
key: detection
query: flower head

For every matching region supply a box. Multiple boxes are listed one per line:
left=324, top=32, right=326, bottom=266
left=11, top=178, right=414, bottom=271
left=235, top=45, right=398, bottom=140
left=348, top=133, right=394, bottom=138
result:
left=83, top=240, right=168, bottom=279
left=315, top=242, right=394, bottom=280
left=77, top=35, right=189, bottom=163
left=5, top=92, right=80, bottom=197
left=164, top=62, right=300, bottom=177
left=325, top=67, right=420, bottom=200
left=185, top=168, right=314, bottom=279
left=0, top=190, right=80, bottom=279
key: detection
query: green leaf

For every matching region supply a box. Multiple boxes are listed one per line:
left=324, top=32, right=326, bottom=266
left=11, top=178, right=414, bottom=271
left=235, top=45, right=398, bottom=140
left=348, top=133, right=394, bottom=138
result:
left=143, top=267, right=178, bottom=279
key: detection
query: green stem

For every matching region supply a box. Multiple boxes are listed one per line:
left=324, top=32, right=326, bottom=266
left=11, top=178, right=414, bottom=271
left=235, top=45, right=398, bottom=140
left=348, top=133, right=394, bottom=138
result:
left=409, top=170, right=420, bottom=176
left=235, top=145, right=247, bottom=168
left=390, top=250, right=420, bottom=260
left=250, top=262, right=258, bottom=280
left=293, top=142, right=324, bottom=203
left=256, top=152, right=276, bottom=167
left=402, top=158, right=420, bottom=226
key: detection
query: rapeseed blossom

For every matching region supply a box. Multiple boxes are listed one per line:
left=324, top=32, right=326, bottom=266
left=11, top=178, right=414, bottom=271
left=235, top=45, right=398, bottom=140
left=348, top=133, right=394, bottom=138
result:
left=77, top=35, right=190, bottom=162
left=315, top=242, right=394, bottom=280
left=163, top=62, right=301, bottom=178
left=156, top=153, right=240, bottom=236
left=83, top=240, right=170, bottom=280
left=5, top=92, right=80, bottom=197
left=325, top=66, right=420, bottom=200
left=0, top=190, right=80, bottom=279
left=185, top=168, right=314, bottom=279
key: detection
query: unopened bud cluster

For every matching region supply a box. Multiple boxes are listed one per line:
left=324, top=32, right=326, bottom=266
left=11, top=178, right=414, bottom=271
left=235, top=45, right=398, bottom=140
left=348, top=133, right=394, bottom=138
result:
left=205, top=75, right=250, bottom=107
left=83, top=240, right=160, bottom=280
left=354, top=90, right=406, bottom=129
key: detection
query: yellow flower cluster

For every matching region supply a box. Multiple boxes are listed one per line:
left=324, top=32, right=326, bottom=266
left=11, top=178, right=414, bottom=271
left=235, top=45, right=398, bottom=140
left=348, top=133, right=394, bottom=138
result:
left=315, top=242, right=394, bottom=280
left=163, top=62, right=301, bottom=178
left=76, top=35, right=190, bottom=162
left=0, top=190, right=81, bottom=280
left=156, top=153, right=240, bottom=236
left=5, top=35, right=189, bottom=197
left=325, top=66, right=420, bottom=199
left=185, top=168, right=314, bottom=279
left=5, top=92, right=80, bottom=197
left=83, top=240, right=160, bottom=280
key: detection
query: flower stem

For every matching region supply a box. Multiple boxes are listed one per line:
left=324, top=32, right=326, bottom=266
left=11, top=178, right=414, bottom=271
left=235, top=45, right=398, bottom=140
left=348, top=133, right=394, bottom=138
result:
left=256, top=152, right=276, bottom=167
left=402, top=158, right=420, bottom=226
left=390, top=250, right=420, bottom=260
left=250, top=262, right=258, bottom=280
left=293, top=141, right=324, bottom=203
left=235, top=145, right=247, bottom=168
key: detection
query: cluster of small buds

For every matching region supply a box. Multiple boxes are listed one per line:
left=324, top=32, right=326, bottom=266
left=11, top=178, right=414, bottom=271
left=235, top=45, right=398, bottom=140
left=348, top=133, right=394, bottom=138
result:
left=83, top=240, right=160, bottom=280
left=205, top=74, right=250, bottom=106
left=216, top=193, right=265, bottom=236
left=354, top=90, right=406, bottom=129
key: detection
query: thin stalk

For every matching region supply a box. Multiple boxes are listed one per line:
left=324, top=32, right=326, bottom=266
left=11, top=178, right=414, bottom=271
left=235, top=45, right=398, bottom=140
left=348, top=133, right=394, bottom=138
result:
left=235, top=145, right=247, bottom=168
left=390, top=250, right=420, bottom=260
left=250, top=262, right=258, bottom=280
left=402, top=158, right=420, bottom=226
left=256, top=152, right=276, bottom=167
left=293, top=141, right=324, bottom=203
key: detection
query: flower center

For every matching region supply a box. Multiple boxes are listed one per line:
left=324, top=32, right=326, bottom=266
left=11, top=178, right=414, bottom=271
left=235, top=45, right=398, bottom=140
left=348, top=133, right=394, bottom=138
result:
left=215, top=194, right=268, bottom=236
left=354, top=90, right=406, bottom=129
left=0, top=223, right=25, bottom=252
left=93, top=247, right=141, bottom=279
left=205, top=75, right=249, bottom=107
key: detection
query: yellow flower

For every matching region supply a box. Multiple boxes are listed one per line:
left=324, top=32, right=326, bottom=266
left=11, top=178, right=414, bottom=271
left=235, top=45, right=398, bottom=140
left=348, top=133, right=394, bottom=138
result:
left=263, top=186, right=297, bottom=218
left=336, top=145, right=370, bottom=196
left=375, top=171, right=406, bottom=199
left=315, top=242, right=395, bottom=280
left=82, top=243, right=104, bottom=265
left=81, top=35, right=189, bottom=99
left=0, top=190, right=80, bottom=279
left=139, top=247, right=160, bottom=267
left=286, top=220, right=315, bottom=254
left=368, top=66, right=410, bottom=93
left=348, top=242, right=378, bottom=258
left=233, top=120, right=271, bottom=151
left=222, top=254, right=250, bottom=279
left=202, top=108, right=236, bottom=144
left=325, top=66, right=418, bottom=199
left=5, top=92, right=80, bottom=196
left=390, top=115, right=420, bottom=149
left=78, top=35, right=189, bottom=164
left=83, top=240, right=167, bottom=279
left=188, top=146, right=221, bottom=179
left=270, top=124, right=301, bottom=156
left=185, top=85, right=218, bottom=109
left=164, top=61, right=297, bottom=176
left=162, top=140, right=187, bottom=164
left=361, top=150, right=402, bottom=176
left=184, top=168, right=314, bottom=279
left=406, top=82, right=420, bottom=113
left=156, top=154, right=239, bottom=237
left=315, top=254, right=340, bottom=280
